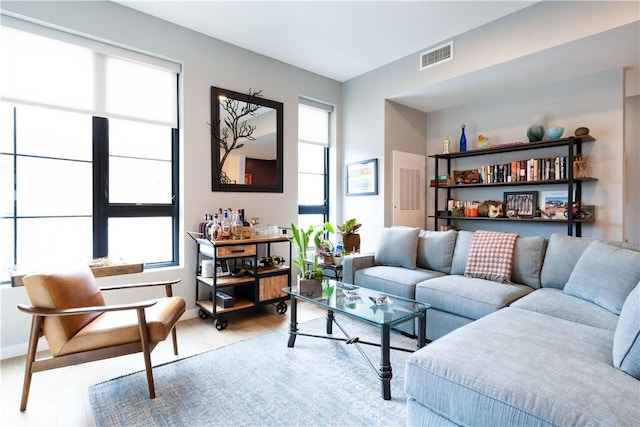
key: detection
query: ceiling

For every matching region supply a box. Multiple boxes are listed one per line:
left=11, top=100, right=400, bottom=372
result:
left=113, top=1, right=638, bottom=112
left=114, top=1, right=537, bottom=82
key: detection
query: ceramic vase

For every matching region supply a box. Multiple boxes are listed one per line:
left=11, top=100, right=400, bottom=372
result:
left=527, top=124, right=545, bottom=142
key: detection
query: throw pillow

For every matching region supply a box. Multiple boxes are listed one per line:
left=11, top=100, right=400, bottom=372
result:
left=416, top=230, right=457, bottom=274
left=464, top=230, right=519, bottom=284
left=613, top=282, right=640, bottom=379
left=374, top=226, right=420, bottom=269
left=564, top=241, right=640, bottom=314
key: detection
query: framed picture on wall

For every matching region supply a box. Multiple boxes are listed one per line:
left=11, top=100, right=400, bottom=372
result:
left=346, top=158, right=378, bottom=196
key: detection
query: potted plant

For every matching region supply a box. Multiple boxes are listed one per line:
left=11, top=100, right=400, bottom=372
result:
left=317, top=239, right=335, bottom=265
left=290, top=222, right=334, bottom=294
left=337, top=218, right=361, bottom=254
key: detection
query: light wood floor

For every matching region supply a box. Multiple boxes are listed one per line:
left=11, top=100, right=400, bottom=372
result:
left=1, top=302, right=324, bottom=427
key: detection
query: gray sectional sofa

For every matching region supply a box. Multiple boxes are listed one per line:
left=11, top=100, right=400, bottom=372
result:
left=343, top=228, right=640, bottom=426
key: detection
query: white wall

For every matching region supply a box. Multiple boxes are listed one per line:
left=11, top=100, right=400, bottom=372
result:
left=0, top=1, right=341, bottom=358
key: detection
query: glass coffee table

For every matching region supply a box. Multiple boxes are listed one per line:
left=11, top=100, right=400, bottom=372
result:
left=283, top=280, right=429, bottom=400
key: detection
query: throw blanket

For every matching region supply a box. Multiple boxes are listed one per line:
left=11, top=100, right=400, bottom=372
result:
left=464, top=230, right=519, bottom=284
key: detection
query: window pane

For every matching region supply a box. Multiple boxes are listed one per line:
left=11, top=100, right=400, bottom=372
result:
left=16, top=157, right=92, bottom=216
left=298, top=143, right=325, bottom=174
left=109, top=157, right=172, bottom=203
left=109, top=119, right=172, bottom=160
left=109, top=119, right=173, bottom=204
left=0, top=155, right=13, bottom=216
left=296, top=215, right=325, bottom=250
left=0, top=218, right=15, bottom=283
left=15, top=105, right=92, bottom=161
left=16, top=217, right=93, bottom=270
left=298, top=173, right=325, bottom=205
left=109, top=217, right=173, bottom=263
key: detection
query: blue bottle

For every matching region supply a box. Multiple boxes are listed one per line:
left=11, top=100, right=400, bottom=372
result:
left=460, top=124, right=467, bottom=152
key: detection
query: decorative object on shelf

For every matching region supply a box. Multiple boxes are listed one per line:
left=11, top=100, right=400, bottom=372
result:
left=459, top=124, right=467, bottom=152
left=290, top=222, right=334, bottom=281
left=527, top=123, right=545, bottom=142
left=575, top=126, right=590, bottom=137
left=573, top=153, right=587, bottom=178
left=576, top=204, right=595, bottom=220
left=545, top=127, right=564, bottom=140
left=346, top=158, right=378, bottom=196
left=210, top=86, right=283, bottom=193
left=443, top=136, right=450, bottom=154
left=490, top=141, right=523, bottom=149
left=503, top=191, right=538, bottom=218
left=477, top=134, right=491, bottom=148
left=540, top=190, right=569, bottom=220
left=478, top=200, right=504, bottom=218
left=338, top=218, right=361, bottom=254
left=453, top=169, right=482, bottom=184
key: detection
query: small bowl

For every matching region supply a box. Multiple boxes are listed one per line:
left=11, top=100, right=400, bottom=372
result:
left=545, top=127, right=564, bottom=140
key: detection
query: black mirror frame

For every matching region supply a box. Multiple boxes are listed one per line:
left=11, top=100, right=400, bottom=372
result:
left=210, top=86, right=283, bottom=193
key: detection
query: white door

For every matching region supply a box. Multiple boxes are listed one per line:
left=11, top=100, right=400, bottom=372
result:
left=392, top=151, right=425, bottom=227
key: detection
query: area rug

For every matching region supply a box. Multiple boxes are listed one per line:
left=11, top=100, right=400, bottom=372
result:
left=89, top=314, right=417, bottom=426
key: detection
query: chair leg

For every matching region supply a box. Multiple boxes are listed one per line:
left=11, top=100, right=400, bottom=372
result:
left=20, top=316, right=43, bottom=411
left=171, top=326, right=179, bottom=356
left=136, top=308, right=155, bottom=399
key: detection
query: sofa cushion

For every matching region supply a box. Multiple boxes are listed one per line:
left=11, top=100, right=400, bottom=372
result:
left=354, top=266, right=444, bottom=300
left=450, top=230, right=473, bottom=275
left=405, top=308, right=640, bottom=426
left=464, top=230, right=518, bottom=284
left=540, top=233, right=594, bottom=289
left=613, top=282, right=640, bottom=379
left=511, top=236, right=547, bottom=289
left=563, top=241, right=640, bottom=314
left=510, top=288, right=619, bottom=331
left=416, top=230, right=457, bottom=274
left=374, top=226, right=420, bottom=269
left=415, top=275, right=532, bottom=321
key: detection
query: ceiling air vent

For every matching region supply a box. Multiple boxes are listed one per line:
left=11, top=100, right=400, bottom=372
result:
left=420, top=41, right=453, bottom=71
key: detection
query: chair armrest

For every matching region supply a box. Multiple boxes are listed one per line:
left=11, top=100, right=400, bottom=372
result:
left=342, top=253, right=376, bottom=284
left=101, top=279, right=181, bottom=297
left=17, top=300, right=158, bottom=317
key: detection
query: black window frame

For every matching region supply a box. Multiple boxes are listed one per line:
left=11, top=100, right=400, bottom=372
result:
left=298, top=145, right=329, bottom=222
left=92, top=116, right=179, bottom=268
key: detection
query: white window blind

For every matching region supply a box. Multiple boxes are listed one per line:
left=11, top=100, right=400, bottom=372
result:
left=298, top=103, right=330, bottom=146
left=0, top=15, right=179, bottom=127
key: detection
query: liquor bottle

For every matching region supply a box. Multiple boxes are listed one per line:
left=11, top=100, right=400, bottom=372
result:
left=199, top=214, right=210, bottom=236
left=460, top=124, right=467, bottom=152
left=221, top=210, right=231, bottom=239
left=231, top=209, right=242, bottom=240
left=204, top=214, right=215, bottom=240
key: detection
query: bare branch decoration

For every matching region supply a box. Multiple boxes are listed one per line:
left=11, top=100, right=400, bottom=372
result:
left=210, top=89, right=263, bottom=172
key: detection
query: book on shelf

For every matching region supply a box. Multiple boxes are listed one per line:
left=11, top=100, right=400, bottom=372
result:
left=477, top=156, right=572, bottom=184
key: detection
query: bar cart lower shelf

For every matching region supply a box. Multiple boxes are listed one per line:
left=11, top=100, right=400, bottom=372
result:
left=188, top=232, right=291, bottom=330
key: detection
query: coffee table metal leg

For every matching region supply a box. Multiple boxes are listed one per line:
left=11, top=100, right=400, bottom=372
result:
left=417, top=311, right=426, bottom=349
left=287, top=295, right=298, bottom=348
left=326, top=309, right=334, bottom=334
left=380, top=324, right=392, bottom=400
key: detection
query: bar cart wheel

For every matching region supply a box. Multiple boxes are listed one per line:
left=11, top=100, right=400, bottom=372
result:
left=215, top=316, right=228, bottom=330
left=276, top=301, right=287, bottom=315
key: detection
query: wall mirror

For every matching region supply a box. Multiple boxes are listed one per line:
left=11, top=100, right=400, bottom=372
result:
left=211, top=86, right=283, bottom=192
